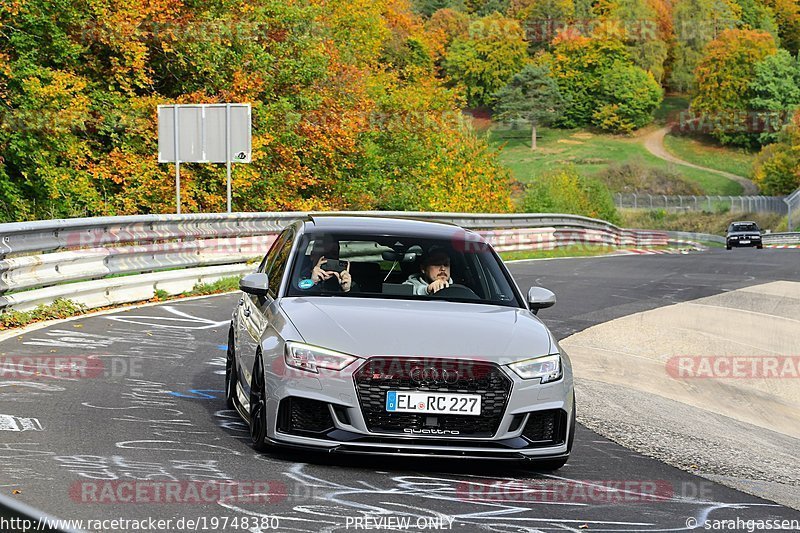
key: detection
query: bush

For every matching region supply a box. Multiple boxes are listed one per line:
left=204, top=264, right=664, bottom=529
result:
left=595, top=160, right=703, bottom=195
left=0, top=299, right=86, bottom=329
left=521, top=166, right=621, bottom=224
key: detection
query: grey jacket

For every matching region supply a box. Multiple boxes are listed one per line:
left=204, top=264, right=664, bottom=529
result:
left=403, top=274, right=453, bottom=295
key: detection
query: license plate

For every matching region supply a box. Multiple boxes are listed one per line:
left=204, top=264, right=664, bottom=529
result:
left=740, top=240, right=750, bottom=244
left=385, top=391, right=481, bottom=416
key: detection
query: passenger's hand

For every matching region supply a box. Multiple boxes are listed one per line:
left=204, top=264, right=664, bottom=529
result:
left=338, top=262, right=352, bottom=292
left=427, top=279, right=450, bottom=294
left=311, top=256, right=334, bottom=283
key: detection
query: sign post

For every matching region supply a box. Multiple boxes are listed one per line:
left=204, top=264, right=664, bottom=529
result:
left=158, top=103, right=251, bottom=214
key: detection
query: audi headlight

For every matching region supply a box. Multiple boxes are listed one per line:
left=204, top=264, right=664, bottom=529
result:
left=508, top=354, right=562, bottom=383
left=284, top=342, right=357, bottom=374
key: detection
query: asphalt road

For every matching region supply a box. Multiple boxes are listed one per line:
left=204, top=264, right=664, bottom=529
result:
left=1, top=248, right=799, bottom=532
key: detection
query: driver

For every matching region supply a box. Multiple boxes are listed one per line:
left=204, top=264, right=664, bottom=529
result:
left=403, top=246, right=453, bottom=295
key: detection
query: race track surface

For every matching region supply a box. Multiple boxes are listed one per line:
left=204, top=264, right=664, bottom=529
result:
left=2, top=248, right=799, bottom=532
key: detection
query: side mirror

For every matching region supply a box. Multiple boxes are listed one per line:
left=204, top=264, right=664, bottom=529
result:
left=528, top=287, right=556, bottom=314
left=240, top=273, right=269, bottom=296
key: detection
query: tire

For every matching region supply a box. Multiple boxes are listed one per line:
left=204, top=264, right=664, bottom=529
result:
left=224, top=326, right=237, bottom=409
left=249, top=353, right=270, bottom=451
left=757, top=245, right=763, bottom=249
left=726, top=245, right=732, bottom=250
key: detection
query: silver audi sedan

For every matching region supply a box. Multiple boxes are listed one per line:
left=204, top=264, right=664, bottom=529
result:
left=226, top=216, right=575, bottom=468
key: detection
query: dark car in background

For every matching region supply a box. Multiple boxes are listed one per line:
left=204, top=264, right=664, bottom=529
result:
left=726, top=221, right=763, bottom=250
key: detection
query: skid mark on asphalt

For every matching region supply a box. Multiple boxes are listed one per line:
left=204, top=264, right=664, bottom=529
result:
left=103, top=305, right=227, bottom=330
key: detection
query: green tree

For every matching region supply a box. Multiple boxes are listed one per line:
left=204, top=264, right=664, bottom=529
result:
left=592, top=62, right=663, bottom=133
left=748, top=49, right=800, bottom=144
left=669, top=0, right=741, bottom=92
left=443, top=13, right=529, bottom=107
left=493, top=64, right=564, bottom=149
left=542, top=36, right=630, bottom=128
left=595, top=0, right=669, bottom=82
left=736, top=0, right=780, bottom=40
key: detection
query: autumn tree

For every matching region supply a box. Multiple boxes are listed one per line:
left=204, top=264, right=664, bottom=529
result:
left=752, top=112, right=800, bottom=195
left=493, top=64, right=564, bottom=149
left=692, top=28, right=778, bottom=145
left=762, top=0, right=800, bottom=53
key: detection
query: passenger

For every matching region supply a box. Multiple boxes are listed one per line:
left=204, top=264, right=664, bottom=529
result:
left=404, top=247, right=453, bottom=295
left=306, top=235, right=353, bottom=292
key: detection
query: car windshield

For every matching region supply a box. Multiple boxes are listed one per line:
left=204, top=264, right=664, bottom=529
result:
left=286, top=232, right=522, bottom=307
left=730, top=223, right=759, bottom=232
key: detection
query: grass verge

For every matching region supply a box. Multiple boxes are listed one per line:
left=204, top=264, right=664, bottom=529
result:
left=663, top=134, right=756, bottom=179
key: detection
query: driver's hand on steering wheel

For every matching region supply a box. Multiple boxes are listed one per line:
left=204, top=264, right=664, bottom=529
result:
left=427, top=279, right=450, bottom=294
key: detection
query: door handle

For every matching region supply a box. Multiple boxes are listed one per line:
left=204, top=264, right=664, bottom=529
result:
left=239, top=298, right=244, bottom=306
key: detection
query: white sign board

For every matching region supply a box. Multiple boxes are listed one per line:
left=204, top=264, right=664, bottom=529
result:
left=158, top=104, right=251, bottom=163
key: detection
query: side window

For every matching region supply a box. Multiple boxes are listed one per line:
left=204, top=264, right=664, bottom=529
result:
left=258, top=231, right=287, bottom=274
left=265, top=229, right=295, bottom=298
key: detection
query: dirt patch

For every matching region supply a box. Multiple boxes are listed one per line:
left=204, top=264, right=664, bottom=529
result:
left=557, top=139, right=584, bottom=145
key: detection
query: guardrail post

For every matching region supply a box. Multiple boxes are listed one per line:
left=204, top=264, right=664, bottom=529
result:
left=633, top=193, right=638, bottom=209
left=649, top=194, right=653, bottom=208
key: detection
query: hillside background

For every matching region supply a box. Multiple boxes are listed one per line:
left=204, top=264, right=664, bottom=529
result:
left=1, top=0, right=799, bottom=223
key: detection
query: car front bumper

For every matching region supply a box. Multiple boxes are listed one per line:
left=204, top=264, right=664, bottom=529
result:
left=262, top=355, right=575, bottom=460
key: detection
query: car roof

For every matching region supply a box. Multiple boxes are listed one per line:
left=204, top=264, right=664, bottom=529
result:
left=302, top=215, right=484, bottom=241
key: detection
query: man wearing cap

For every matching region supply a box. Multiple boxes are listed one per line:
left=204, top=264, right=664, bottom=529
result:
left=403, top=247, right=453, bottom=295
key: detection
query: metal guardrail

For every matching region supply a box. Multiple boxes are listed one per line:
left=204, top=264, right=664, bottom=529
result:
left=614, top=193, right=787, bottom=214
left=0, top=212, right=673, bottom=313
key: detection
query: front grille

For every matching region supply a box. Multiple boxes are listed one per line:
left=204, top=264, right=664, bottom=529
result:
left=277, top=397, right=335, bottom=436
left=353, top=358, right=512, bottom=437
left=522, top=409, right=566, bottom=446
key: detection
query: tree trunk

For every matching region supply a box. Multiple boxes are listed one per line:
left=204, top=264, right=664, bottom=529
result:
left=531, top=124, right=537, bottom=151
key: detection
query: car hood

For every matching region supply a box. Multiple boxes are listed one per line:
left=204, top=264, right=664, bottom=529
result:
left=280, top=297, right=554, bottom=360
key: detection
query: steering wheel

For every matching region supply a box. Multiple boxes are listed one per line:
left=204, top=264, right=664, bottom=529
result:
left=431, top=284, right=480, bottom=300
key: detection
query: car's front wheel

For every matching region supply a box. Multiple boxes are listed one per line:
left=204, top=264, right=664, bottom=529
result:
left=249, top=353, right=269, bottom=451
left=225, top=326, right=237, bottom=409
